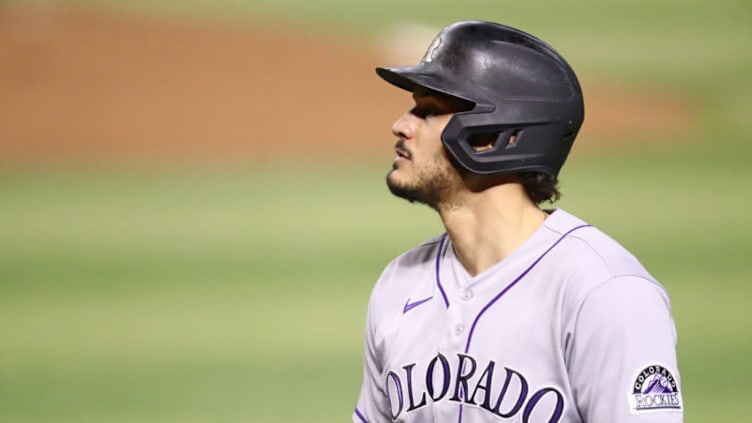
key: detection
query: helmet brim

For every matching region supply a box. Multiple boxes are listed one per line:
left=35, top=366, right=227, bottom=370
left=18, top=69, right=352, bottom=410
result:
left=376, top=65, right=472, bottom=103
left=376, top=66, right=428, bottom=92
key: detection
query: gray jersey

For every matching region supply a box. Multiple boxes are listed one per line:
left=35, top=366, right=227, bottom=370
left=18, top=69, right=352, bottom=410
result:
left=353, top=209, right=683, bottom=423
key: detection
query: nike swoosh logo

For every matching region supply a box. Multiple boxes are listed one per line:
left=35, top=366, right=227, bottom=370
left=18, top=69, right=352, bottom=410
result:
left=403, top=296, right=433, bottom=314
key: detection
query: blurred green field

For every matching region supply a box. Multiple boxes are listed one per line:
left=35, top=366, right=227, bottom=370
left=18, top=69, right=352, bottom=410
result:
left=3, top=0, right=752, bottom=422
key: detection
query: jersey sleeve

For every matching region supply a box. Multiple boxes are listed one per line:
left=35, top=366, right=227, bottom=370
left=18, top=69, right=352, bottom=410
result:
left=566, top=276, right=684, bottom=422
left=353, top=287, right=391, bottom=423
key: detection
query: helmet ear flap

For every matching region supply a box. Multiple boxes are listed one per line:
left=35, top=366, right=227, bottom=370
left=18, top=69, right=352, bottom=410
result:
left=441, top=112, right=530, bottom=175
left=442, top=107, right=575, bottom=176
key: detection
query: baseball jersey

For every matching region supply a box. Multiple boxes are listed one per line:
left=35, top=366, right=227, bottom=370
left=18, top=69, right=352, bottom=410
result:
left=353, top=208, right=683, bottom=423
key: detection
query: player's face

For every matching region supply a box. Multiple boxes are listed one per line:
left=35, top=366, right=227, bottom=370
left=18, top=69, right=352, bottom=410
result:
left=386, top=89, right=473, bottom=208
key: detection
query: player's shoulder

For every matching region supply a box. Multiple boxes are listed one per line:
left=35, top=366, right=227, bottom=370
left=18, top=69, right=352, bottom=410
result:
left=543, top=210, right=675, bottom=332
left=544, top=209, right=659, bottom=286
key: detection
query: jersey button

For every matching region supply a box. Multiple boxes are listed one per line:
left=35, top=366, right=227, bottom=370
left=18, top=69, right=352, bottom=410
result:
left=454, top=324, right=465, bottom=336
left=459, top=289, right=473, bottom=301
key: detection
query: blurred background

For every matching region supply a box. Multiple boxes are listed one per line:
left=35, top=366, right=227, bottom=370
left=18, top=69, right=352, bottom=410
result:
left=1, top=0, right=750, bottom=421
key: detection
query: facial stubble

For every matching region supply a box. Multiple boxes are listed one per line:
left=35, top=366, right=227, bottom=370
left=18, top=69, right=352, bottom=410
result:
left=386, top=152, right=465, bottom=211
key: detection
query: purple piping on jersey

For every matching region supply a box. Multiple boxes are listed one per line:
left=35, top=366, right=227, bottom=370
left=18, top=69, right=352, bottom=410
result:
left=463, top=224, right=590, bottom=353
left=354, top=407, right=369, bottom=423
left=456, top=224, right=591, bottom=423
left=435, top=233, right=450, bottom=308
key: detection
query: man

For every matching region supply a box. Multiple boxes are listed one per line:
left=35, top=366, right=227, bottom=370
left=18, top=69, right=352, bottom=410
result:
left=353, top=21, right=683, bottom=422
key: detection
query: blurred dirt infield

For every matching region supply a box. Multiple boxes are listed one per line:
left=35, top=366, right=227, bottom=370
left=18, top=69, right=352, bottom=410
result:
left=0, top=6, right=695, bottom=166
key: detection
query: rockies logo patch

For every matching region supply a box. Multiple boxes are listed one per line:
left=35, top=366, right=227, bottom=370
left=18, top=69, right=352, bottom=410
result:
left=628, top=364, right=682, bottom=413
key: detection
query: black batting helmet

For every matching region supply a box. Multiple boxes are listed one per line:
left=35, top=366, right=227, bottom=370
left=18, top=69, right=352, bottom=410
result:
left=376, top=21, right=584, bottom=177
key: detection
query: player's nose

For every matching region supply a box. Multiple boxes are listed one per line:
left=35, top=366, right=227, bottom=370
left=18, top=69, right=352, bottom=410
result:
left=391, top=111, right=417, bottom=140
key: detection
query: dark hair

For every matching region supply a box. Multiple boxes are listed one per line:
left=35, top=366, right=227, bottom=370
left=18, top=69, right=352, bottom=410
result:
left=519, top=172, right=561, bottom=204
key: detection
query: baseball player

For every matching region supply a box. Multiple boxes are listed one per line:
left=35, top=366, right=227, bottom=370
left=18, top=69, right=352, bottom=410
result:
left=353, top=21, right=683, bottom=423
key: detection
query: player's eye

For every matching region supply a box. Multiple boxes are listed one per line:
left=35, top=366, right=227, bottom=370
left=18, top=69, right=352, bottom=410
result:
left=412, top=103, right=445, bottom=119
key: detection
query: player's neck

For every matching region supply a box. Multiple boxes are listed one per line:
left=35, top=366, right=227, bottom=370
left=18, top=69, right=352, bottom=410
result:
left=437, top=183, right=547, bottom=277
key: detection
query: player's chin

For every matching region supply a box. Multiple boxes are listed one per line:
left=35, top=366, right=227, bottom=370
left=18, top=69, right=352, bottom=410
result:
left=389, top=167, right=404, bottom=183
left=386, top=169, right=407, bottom=189
left=387, top=166, right=410, bottom=186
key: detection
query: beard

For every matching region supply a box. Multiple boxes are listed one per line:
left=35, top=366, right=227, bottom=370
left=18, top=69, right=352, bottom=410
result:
left=386, top=155, right=464, bottom=210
